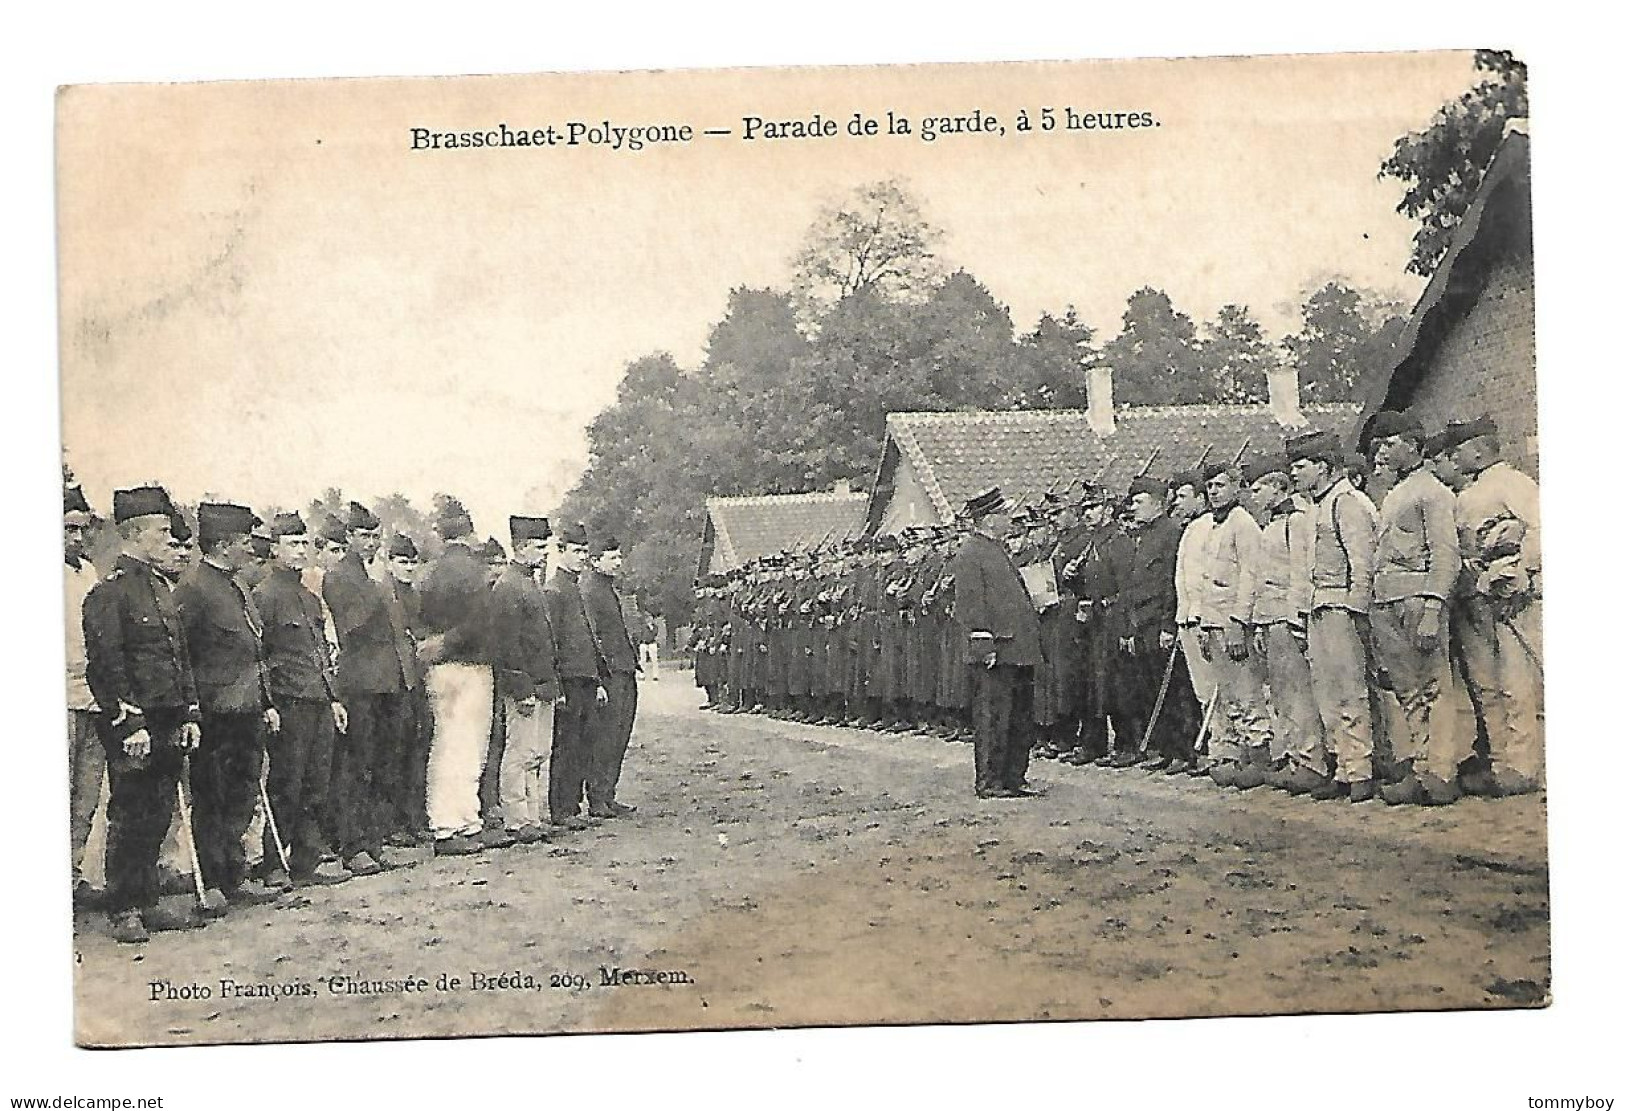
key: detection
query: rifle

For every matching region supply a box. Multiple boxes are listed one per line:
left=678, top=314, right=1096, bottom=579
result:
left=1135, top=446, right=1162, bottom=479
left=1232, top=437, right=1252, bottom=467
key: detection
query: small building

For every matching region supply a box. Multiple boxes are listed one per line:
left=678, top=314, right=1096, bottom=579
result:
left=698, top=484, right=868, bottom=575
left=1361, top=122, right=1536, bottom=474
left=865, top=364, right=1361, bottom=533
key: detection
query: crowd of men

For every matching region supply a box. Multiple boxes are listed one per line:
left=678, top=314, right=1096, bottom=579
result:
left=688, top=414, right=1542, bottom=805
left=65, top=490, right=647, bottom=944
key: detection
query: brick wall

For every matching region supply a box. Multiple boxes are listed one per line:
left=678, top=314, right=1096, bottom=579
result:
left=1406, top=254, right=1540, bottom=478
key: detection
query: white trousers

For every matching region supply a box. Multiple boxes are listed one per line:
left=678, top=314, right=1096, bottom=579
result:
left=425, top=663, right=494, bottom=839
left=1308, top=608, right=1375, bottom=784
left=1458, top=597, right=1544, bottom=782
left=499, top=697, right=555, bottom=830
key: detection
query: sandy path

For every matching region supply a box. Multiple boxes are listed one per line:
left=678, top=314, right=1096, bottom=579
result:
left=74, top=673, right=1549, bottom=1047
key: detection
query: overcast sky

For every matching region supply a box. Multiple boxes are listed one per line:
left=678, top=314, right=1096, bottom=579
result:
left=57, top=50, right=1478, bottom=535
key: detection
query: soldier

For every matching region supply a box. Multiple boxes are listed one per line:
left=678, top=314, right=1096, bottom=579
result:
left=1116, top=475, right=1189, bottom=772
left=1289, top=430, right=1380, bottom=802
left=582, top=534, right=641, bottom=818
left=173, top=502, right=280, bottom=911
left=65, top=486, right=103, bottom=906
left=239, top=520, right=275, bottom=590
left=83, top=486, right=206, bottom=943
left=1449, top=417, right=1542, bottom=795
left=489, top=516, right=559, bottom=843
left=1367, top=412, right=1467, bottom=805
left=544, top=522, right=606, bottom=831
left=1199, top=461, right=1271, bottom=789
left=381, top=534, right=432, bottom=843
left=253, top=512, right=349, bottom=885
left=949, top=487, right=1044, bottom=799
left=418, top=496, right=498, bottom=855
left=1171, top=470, right=1216, bottom=774
left=324, top=501, right=419, bottom=870
left=1245, top=456, right=1330, bottom=794
left=159, top=511, right=195, bottom=583
left=1058, top=492, right=1122, bottom=764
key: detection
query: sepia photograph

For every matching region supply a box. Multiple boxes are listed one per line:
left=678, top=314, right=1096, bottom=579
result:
left=52, top=43, right=1556, bottom=1059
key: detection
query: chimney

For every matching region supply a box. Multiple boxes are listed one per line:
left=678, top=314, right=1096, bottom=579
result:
left=1087, top=364, right=1116, bottom=437
left=1268, top=364, right=1306, bottom=429
left=833, top=480, right=852, bottom=496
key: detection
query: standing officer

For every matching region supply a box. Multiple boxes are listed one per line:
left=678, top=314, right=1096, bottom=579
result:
left=174, top=502, right=280, bottom=910
left=418, top=496, right=498, bottom=855
left=490, top=516, right=559, bottom=842
left=65, top=486, right=103, bottom=906
left=1289, top=430, right=1380, bottom=802
left=948, top=487, right=1044, bottom=799
left=1449, top=417, right=1543, bottom=795
left=324, top=501, right=416, bottom=871
left=253, top=512, right=349, bottom=885
left=1368, top=412, right=1466, bottom=805
left=83, top=486, right=205, bottom=942
left=582, top=534, right=641, bottom=818
left=544, top=522, right=606, bottom=830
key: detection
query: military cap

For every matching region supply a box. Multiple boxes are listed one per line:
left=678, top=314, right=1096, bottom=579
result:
left=387, top=533, right=419, bottom=559
left=1424, top=426, right=1467, bottom=459
left=113, top=485, right=176, bottom=523
left=591, top=532, right=623, bottom=555
left=434, top=496, right=475, bottom=540
left=509, top=515, right=552, bottom=544
left=315, top=513, right=349, bottom=546
left=1285, top=428, right=1343, bottom=463
left=963, top=486, right=1006, bottom=519
left=480, top=537, right=507, bottom=563
left=1241, top=454, right=1291, bottom=485
left=1452, top=416, right=1499, bottom=445
left=558, top=520, right=590, bottom=548
left=270, top=511, right=307, bottom=537
left=197, top=502, right=258, bottom=546
left=345, top=501, right=381, bottom=531
left=168, top=512, right=193, bottom=544
left=249, top=520, right=274, bottom=558
left=1127, top=475, right=1169, bottom=499
left=1169, top=470, right=1205, bottom=495
left=1202, top=460, right=1238, bottom=484
left=1367, top=410, right=1425, bottom=443
left=64, top=486, right=92, bottom=518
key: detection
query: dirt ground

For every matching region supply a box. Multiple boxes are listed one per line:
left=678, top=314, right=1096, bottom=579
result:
left=74, top=668, right=1550, bottom=1047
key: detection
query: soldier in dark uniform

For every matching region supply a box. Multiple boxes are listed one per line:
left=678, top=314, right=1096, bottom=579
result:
left=543, top=522, right=606, bottom=830
left=489, top=516, right=559, bottom=842
left=1116, top=476, right=1191, bottom=770
left=239, top=520, right=275, bottom=590
left=159, top=511, right=195, bottom=583
left=173, top=502, right=280, bottom=911
left=382, top=533, right=432, bottom=843
left=582, top=534, right=641, bottom=818
left=1058, top=493, right=1120, bottom=764
left=83, top=486, right=205, bottom=943
left=324, top=501, right=418, bottom=870
left=948, top=487, right=1045, bottom=799
left=252, top=512, right=348, bottom=886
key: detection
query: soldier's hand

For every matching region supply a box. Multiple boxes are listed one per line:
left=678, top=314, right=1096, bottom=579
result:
left=331, top=702, right=348, bottom=734
left=1414, top=603, right=1443, bottom=655
left=1198, top=630, right=1215, bottom=662
left=123, top=728, right=152, bottom=760
left=263, top=707, right=282, bottom=734
left=179, top=722, right=202, bottom=751
left=1158, top=630, right=1176, bottom=652
left=514, top=697, right=538, bottom=717
left=1119, top=636, right=1135, bottom=656
left=983, top=651, right=998, bottom=670
left=595, top=685, right=610, bottom=705
left=1251, top=627, right=1270, bottom=658
left=1224, top=623, right=1248, bottom=661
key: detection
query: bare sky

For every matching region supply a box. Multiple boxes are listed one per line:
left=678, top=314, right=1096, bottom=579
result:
left=57, top=50, right=1478, bottom=535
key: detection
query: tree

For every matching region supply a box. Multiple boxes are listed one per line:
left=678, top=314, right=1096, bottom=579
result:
left=1197, top=304, right=1275, bottom=404
left=1100, top=288, right=1207, bottom=406
left=1380, top=49, right=1527, bottom=277
left=1281, top=281, right=1406, bottom=402
left=790, top=179, right=945, bottom=321
left=1005, top=308, right=1098, bottom=409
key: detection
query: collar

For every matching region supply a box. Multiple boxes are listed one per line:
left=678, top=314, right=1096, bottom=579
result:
left=1311, top=477, right=1344, bottom=504
left=65, top=553, right=83, bottom=572
left=1211, top=503, right=1239, bottom=525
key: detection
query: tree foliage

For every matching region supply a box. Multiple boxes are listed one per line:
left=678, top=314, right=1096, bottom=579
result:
left=1281, top=281, right=1405, bottom=402
left=1380, top=49, right=1528, bottom=277
left=790, top=178, right=944, bottom=321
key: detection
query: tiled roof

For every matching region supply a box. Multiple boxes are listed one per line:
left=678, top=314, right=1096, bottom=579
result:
left=705, top=491, right=868, bottom=569
left=881, top=404, right=1363, bottom=522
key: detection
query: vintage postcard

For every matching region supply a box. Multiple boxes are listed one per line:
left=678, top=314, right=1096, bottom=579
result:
left=58, top=48, right=1546, bottom=1048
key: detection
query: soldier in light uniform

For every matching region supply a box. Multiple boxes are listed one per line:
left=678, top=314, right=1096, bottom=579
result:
left=1245, top=455, right=1330, bottom=794
left=64, top=486, right=103, bottom=906
left=1171, top=471, right=1216, bottom=774
left=1367, top=412, right=1467, bottom=805
left=1198, top=461, right=1271, bottom=788
left=174, top=502, right=281, bottom=910
left=1448, top=417, right=1543, bottom=795
left=1289, top=430, right=1380, bottom=802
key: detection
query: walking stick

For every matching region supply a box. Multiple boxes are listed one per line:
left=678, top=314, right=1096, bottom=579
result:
left=259, top=778, right=291, bottom=876
left=1136, top=638, right=1183, bottom=755
left=176, top=755, right=208, bottom=907
left=1192, top=681, right=1220, bottom=758
left=1498, top=614, right=1545, bottom=679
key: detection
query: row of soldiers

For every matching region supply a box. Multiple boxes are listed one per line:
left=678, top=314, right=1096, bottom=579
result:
left=66, top=487, right=645, bottom=944
left=690, top=412, right=1542, bottom=804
